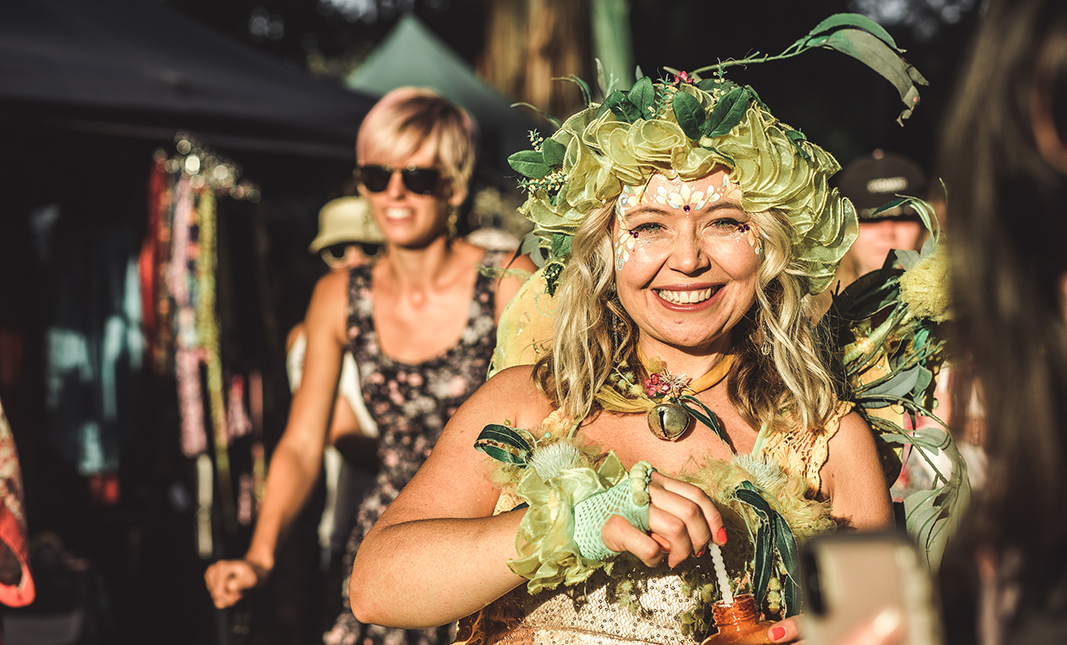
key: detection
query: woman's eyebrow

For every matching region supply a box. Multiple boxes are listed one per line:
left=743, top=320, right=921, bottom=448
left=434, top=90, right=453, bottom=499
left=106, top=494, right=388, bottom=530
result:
left=628, top=200, right=745, bottom=217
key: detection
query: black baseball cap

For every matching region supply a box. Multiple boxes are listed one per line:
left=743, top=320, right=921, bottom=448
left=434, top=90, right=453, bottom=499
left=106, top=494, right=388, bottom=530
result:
left=837, top=149, right=927, bottom=220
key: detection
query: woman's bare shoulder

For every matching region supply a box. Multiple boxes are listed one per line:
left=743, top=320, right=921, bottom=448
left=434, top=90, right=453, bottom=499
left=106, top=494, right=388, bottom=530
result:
left=460, top=365, right=554, bottom=430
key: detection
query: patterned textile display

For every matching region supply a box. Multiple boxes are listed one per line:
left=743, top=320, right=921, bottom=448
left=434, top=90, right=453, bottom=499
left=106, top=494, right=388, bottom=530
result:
left=0, top=397, right=34, bottom=609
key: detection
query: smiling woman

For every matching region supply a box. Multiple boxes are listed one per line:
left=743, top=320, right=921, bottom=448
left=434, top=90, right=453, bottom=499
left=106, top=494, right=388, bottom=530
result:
left=346, top=16, right=923, bottom=645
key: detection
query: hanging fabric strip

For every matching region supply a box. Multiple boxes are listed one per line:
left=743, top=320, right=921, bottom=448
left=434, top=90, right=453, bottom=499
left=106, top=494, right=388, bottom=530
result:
left=153, top=164, right=177, bottom=373
left=237, top=473, right=253, bottom=527
left=226, top=374, right=253, bottom=441
left=140, top=158, right=166, bottom=372
left=169, top=177, right=208, bottom=457
left=196, top=188, right=237, bottom=534
left=248, top=370, right=266, bottom=504
left=196, top=453, right=214, bottom=559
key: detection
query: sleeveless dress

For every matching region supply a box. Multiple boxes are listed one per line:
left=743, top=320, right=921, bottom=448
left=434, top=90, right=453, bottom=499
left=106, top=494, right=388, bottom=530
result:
left=323, top=250, right=507, bottom=645
left=453, top=403, right=852, bottom=645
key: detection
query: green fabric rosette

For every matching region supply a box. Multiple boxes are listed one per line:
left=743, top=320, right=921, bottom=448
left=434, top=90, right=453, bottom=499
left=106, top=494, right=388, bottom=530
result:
left=508, top=451, right=629, bottom=593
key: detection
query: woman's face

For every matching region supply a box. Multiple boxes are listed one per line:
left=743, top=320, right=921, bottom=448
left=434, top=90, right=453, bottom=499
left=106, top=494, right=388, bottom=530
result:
left=613, top=169, right=762, bottom=356
left=846, top=217, right=923, bottom=278
left=357, top=141, right=462, bottom=249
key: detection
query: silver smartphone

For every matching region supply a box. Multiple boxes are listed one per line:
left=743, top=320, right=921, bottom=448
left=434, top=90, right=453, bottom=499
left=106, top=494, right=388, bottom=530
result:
left=800, top=531, right=944, bottom=645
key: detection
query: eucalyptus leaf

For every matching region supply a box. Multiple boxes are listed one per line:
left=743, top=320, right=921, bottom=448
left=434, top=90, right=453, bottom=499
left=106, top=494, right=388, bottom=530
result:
left=509, top=102, right=561, bottom=129
left=772, top=514, right=802, bottom=617
left=474, top=443, right=526, bottom=466
left=508, top=150, right=552, bottom=178
left=807, top=13, right=900, bottom=50
left=628, top=76, right=656, bottom=119
left=735, top=487, right=773, bottom=607
left=475, top=423, right=533, bottom=456
left=551, top=233, right=573, bottom=258
left=678, top=395, right=728, bottom=443
left=703, top=86, right=749, bottom=138
left=785, top=130, right=811, bottom=161
left=912, top=426, right=951, bottom=450
left=822, top=29, right=926, bottom=122
left=891, top=248, right=922, bottom=271
left=696, top=78, right=737, bottom=94
left=560, top=74, right=592, bottom=108
left=604, top=89, right=641, bottom=123
left=541, top=138, right=566, bottom=167
left=672, top=90, right=705, bottom=140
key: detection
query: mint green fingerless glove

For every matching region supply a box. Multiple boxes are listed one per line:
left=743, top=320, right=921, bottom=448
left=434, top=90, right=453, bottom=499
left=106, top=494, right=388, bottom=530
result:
left=572, top=460, right=654, bottom=560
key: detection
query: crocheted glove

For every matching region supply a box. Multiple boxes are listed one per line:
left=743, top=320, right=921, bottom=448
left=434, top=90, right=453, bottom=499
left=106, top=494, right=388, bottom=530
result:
left=572, top=461, right=654, bottom=560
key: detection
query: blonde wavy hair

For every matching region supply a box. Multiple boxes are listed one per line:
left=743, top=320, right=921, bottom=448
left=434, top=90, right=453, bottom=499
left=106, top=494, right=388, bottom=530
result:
left=534, top=196, right=844, bottom=435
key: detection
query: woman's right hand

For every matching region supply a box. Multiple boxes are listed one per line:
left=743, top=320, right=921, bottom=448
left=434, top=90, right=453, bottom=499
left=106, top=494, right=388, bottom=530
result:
left=602, top=471, right=725, bottom=568
left=204, top=559, right=266, bottom=609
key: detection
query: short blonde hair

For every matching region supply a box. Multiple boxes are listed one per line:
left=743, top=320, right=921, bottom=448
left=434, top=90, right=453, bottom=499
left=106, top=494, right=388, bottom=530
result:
left=356, top=87, right=476, bottom=197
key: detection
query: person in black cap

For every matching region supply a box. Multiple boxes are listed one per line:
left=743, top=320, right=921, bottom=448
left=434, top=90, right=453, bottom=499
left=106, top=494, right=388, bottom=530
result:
left=833, top=149, right=929, bottom=289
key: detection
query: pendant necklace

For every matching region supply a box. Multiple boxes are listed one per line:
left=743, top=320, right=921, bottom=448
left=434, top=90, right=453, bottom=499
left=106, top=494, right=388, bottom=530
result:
left=596, top=351, right=734, bottom=442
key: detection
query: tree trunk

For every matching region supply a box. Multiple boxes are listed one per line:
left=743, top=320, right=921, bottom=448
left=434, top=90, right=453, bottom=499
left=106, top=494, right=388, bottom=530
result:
left=477, top=0, right=592, bottom=122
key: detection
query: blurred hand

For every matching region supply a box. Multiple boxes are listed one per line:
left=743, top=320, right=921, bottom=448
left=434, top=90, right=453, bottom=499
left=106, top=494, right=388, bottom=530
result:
left=762, top=608, right=903, bottom=645
left=204, top=559, right=266, bottom=609
left=602, top=471, right=725, bottom=569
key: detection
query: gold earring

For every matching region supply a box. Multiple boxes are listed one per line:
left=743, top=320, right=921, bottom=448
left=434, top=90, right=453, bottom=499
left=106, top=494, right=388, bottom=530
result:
left=447, top=207, right=459, bottom=238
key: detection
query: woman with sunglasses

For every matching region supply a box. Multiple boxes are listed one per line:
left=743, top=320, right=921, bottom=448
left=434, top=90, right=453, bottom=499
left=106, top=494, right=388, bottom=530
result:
left=205, top=87, right=535, bottom=645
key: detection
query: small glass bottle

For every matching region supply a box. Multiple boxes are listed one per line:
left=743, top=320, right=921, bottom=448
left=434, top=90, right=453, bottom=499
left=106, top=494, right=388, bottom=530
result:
left=701, top=594, right=777, bottom=644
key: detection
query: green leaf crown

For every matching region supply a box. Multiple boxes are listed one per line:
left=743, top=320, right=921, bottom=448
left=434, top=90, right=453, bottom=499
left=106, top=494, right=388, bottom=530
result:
left=508, top=13, right=927, bottom=297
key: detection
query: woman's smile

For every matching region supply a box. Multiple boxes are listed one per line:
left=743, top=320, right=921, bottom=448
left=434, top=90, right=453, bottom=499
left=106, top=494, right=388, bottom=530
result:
left=654, top=285, right=721, bottom=306
left=613, top=169, right=761, bottom=354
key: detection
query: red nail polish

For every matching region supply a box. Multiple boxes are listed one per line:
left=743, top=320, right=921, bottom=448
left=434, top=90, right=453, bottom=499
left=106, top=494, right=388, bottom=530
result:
left=771, top=625, right=786, bottom=641
left=696, top=549, right=705, bottom=558
left=717, top=527, right=728, bottom=544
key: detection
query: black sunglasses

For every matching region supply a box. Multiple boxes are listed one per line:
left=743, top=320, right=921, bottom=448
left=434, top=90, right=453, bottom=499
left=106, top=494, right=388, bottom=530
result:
left=323, top=243, right=383, bottom=260
left=358, top=164, right=441, bottom=195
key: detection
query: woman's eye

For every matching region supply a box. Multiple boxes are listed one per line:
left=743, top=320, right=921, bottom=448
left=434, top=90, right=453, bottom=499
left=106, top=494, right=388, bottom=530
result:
left=707, top=218, right=745, bottom=235
left=629, top=222, right=665, bottom=235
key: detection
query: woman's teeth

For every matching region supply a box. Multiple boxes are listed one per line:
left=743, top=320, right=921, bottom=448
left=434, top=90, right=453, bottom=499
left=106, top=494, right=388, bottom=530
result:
left=384, top=208, right=412, bottom=220
left=657, top=287, right=717, bottom=304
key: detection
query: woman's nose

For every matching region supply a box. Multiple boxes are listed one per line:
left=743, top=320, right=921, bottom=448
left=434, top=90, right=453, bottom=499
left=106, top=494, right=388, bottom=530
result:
left=669, top=230, right=710, bottom=274
left=386, top=169, right=406, bottom=197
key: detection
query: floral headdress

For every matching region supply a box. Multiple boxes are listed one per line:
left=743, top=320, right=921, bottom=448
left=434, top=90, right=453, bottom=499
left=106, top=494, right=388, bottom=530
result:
left=509, top=14, right=926, bottom=296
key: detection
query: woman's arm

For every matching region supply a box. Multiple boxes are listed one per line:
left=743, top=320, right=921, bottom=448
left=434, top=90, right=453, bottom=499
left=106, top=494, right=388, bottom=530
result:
left=205, top=270, right=350, bottom=608
left=822, top=411, right=894, bottom=530
left=349, top=366, right=728, bottom=627
left=349, top=367, right=539, bottom=627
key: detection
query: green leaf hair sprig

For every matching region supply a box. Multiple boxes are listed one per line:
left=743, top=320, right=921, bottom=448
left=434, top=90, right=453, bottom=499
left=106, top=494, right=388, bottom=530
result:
left=691, top=13, right=927, bottom=124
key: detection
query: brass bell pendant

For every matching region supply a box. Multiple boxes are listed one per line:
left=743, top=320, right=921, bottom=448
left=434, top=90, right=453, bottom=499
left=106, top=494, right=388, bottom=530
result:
left=648, top=402, right=692, bottom=441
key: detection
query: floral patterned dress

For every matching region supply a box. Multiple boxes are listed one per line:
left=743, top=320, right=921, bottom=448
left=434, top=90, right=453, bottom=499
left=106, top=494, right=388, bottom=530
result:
left=324, top=250, right=506, bottom=645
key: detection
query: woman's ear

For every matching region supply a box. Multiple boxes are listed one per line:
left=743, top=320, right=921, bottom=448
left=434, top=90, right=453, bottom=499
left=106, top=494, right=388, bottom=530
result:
left=448, top=182, right=469, bottom=207
left=355, top=170, right=370, bottom=198
left=1032, top=77, right=1067, bottom=174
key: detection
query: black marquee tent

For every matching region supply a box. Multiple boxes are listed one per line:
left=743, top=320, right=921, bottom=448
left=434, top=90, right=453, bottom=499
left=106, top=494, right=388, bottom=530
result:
left=0, top=0, right=378, bottom=158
